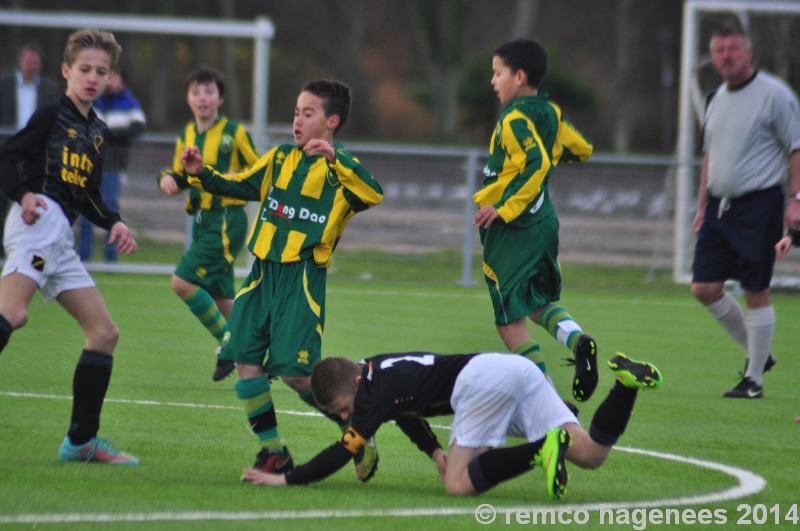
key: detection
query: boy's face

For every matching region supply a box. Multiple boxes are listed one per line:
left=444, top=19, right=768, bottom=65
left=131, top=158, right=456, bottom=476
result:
left=62, top=48, right=112, bottom=106
left=187, top=81, right=223, bottom=122
left=294, top=91, right=338, bottom=148
left=491, top=55, right=523, bottom=105
left=325, top=392, right=357, bottom=421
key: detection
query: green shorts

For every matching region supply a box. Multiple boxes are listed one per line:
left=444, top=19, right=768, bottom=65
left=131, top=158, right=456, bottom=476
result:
left=174, top=206, right=247, bottom=299
left=480, top=212, right=561, bottom=325
left=222, top=259, right=326, bottom=377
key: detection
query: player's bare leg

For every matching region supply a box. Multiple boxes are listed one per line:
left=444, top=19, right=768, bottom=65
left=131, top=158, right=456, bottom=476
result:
left=0, top=272, right=39, bottom=333
left=444, top=442, right=488, bottom=495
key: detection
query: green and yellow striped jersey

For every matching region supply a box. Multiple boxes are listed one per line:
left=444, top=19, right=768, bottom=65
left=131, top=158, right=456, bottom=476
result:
left=474, top=94, right=592, bottom=227
left=160, top=117, right=260, bottom=213
left=188, top=143, right=382, bottom=267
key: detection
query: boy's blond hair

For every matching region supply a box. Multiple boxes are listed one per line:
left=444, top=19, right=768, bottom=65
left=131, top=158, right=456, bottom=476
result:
left=63, top=29, right=121, bottom=67
left=311, top=357, right=361, bottom=409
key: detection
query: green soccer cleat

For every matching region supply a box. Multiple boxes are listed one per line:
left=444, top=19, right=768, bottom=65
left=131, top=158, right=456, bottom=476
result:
left=533, top=428, right=572, bottom=500
left=608, top=353, right=663, bottom=390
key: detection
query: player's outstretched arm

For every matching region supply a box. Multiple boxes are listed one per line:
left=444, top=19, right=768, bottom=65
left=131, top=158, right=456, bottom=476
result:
left=108, top=221, right=137, bottom=255
left=242, top=468, right=287, bottom=486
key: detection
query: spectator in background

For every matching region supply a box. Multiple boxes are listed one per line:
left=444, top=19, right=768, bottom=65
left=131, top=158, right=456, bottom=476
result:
left=691, top=24, right=800, bottom=399
left=78, top=70, right=145, bottom=263
left=0, top=43, right=60, bottom=257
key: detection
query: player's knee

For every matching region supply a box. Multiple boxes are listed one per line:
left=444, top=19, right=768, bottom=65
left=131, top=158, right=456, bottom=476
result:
left=690, top=283, right=721, bottom=305
left=89, top=322, right=120, bottom=351
left=444, top=476, right=477, bottom=496
left=171, top=275, right=193, bottom=299
left=1, top=308, right=29, bottom=329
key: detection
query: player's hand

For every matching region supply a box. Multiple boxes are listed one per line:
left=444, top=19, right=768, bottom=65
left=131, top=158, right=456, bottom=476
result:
left=180, top=146, right=204, bottom=175
left=692, top=207, right=705, bottom=233
left=432, top=448, right=447, bottom=484
left=474, top=205, right=500, bottom=228
left=241, top=468, right=287, bottom=486
left=785, top=200, right=800, bottom=231
left=20, top=192, right=48, bottom=225
left=159, top=175, right=180, bottom=195
left=303, top=139, right=336, bottom=162
left=776, top=237, right=792, bottom=259
left=108, top=221, right=137, bottom=255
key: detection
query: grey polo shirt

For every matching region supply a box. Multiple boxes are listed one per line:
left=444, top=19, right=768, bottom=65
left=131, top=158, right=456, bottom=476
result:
left=703, top=70, right=800, bottom=199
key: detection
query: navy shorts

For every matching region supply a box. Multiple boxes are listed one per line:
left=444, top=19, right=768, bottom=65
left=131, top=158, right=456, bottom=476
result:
left=692, top=186, right=784, bottom=292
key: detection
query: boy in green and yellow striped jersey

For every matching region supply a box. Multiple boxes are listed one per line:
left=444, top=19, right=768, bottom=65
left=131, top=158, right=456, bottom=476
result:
left=473, top=39, right=598, bottom=406
left=158, top=68, right=259, bottom=382
left=182, top=79, right=382, bottom=480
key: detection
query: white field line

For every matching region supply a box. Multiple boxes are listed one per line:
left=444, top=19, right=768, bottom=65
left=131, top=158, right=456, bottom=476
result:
left=0, top=391, right=765, bottom=525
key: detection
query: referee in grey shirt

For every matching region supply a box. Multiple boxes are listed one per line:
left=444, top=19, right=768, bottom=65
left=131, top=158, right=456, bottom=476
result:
left=691, top=24, right=800, bottom=399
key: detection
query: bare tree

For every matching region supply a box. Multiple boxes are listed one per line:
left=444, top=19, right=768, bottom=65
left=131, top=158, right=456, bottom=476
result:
left=407, top=0, right=466, bottom=141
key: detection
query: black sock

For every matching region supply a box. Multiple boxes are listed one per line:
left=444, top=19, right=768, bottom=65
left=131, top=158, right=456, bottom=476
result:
left=467, top=439, right=545, bottom=493
left=0, top=314, right=12, bottom=353
left=67, top=350, right=113, bottom=445
left=589, top=381, right=638, bottom=446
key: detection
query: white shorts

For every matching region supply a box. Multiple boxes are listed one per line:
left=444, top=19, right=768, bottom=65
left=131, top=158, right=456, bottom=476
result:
left=2, top=194, right=95, bottom=303
left=449, top=353, right=578, bottom=448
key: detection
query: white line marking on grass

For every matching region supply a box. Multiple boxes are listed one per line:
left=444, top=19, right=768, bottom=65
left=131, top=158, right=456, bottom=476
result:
left=0, top=391, right=766, bottom=525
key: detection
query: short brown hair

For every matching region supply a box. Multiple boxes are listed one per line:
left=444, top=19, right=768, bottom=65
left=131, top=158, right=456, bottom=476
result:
left=186, top=67, right=225, bottom=98
left=311, top=357, right=361, bottom=409
left=302, top=79, right=351, bottom=134
left=63, top=29, right=121, bottom=67
left=711, top=23, right=750, bottom=49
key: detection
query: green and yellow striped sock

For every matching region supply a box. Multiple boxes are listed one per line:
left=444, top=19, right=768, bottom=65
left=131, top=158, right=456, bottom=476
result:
left=235, top=376, right=282, bottom=452
left=513, top=339, right=546, bottom=375
left=181, top=287, right=228, bottom=345
left=539, top=303, right=584, bottom=352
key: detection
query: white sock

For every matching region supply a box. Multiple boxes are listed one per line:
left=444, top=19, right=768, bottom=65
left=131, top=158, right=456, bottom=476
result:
left=744, top=306, right=775, bottom=386
left=705, top=292, right=748, bottom=355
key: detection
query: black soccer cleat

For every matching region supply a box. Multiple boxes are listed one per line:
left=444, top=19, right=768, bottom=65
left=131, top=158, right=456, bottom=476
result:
left=565, top=334, right=598, bottom=402
left=723, top=376, right=763, bottom=399
left=252, top=446, right=295, bottom=474
left=212, top=345, right=235, bottom=382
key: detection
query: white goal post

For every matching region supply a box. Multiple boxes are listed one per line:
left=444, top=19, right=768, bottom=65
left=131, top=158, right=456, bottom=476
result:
left=675, top=0, right=800, bottom=282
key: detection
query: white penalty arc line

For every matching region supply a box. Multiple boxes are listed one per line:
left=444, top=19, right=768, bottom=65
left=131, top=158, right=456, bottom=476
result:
left=0, top=392, right=766, bottom=525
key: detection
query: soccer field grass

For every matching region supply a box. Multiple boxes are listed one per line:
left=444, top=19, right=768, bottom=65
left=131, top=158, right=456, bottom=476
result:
left=0, top=274, right=798, bottom=530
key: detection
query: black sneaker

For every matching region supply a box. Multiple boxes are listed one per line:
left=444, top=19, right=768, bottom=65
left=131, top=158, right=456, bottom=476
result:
left=252, top=446, right=295, bottom=474
left=743, top=353, right=776, bottom=376
left=212, top=346, right=235, bottom=382
left=723, top=376, right=763, bottom=399
left=565, top=334, right=598, bottom=402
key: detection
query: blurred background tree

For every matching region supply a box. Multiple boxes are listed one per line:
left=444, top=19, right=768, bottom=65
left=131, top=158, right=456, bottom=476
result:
left=0, top=0, right=689, bottom=153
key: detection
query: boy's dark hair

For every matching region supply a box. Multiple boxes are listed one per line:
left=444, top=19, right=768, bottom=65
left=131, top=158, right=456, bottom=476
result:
left=494, top=38, right=548, bottom=88
left=302, top=79, right=351, bottom=134
left=311, top=357, right=361, bottom=409
left=186, top=67, right=225, bottom=98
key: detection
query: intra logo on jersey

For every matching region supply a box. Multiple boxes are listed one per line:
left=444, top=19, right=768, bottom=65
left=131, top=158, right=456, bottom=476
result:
left=261, top=187, right=328, bottom=224
left=61, top=146, right=93, bottom=187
